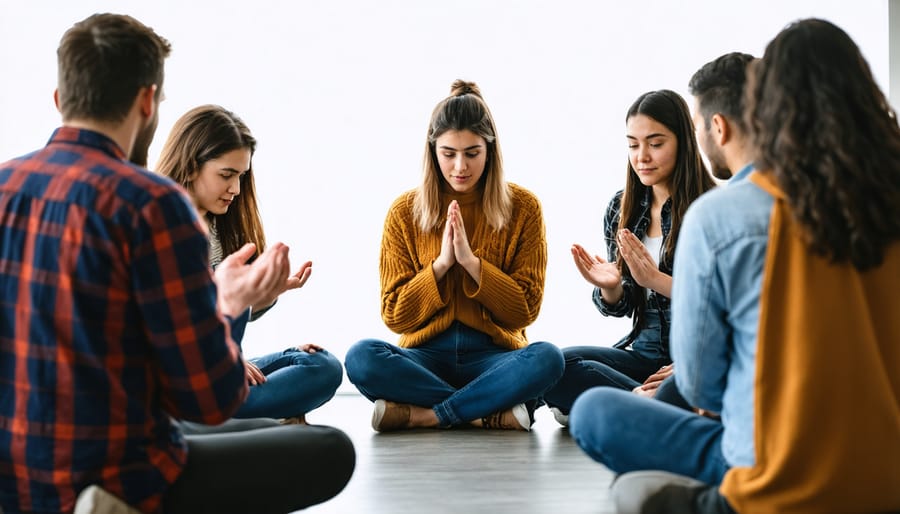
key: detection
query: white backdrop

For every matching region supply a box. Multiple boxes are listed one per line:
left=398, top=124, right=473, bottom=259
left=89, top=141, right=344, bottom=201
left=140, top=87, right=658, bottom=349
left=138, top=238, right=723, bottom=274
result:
left=0, top=1, right=889, bottom=388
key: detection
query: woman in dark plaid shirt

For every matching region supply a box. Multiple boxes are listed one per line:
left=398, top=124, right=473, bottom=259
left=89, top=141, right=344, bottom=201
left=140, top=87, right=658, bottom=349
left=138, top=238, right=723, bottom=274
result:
left=544, top=90, right=715, bottom=425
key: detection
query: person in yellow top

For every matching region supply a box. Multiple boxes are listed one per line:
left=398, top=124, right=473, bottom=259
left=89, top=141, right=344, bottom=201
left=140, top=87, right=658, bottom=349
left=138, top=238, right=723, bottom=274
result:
left=345, top=80, right=564, bottom=432
left=597, top=18, right=900, bottom=514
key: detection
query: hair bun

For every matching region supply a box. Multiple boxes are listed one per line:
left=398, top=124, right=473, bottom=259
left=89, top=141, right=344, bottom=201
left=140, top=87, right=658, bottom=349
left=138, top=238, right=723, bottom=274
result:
left=450, top=79, right=482, bottom=98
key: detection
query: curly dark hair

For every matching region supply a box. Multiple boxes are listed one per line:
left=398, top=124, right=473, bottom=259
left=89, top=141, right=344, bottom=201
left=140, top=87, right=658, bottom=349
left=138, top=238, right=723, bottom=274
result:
left=745, top=18, right=900, bottom=270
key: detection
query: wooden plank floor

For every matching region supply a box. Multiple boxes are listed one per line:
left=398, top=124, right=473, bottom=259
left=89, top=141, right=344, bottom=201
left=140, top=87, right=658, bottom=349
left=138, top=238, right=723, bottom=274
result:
left=302, top=393, right=616, bottom=513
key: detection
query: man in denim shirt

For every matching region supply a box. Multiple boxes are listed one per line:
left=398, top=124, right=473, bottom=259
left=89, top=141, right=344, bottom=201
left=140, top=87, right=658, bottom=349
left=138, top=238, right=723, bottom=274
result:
left=647, top=52, right=757, bottom=408
left=568, top=52, right=758, bottom=514
left=590, top=19, right=900, bottom=514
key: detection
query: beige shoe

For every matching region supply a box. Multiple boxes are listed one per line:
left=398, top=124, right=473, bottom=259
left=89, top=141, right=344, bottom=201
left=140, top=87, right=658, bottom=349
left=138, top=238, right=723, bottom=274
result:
left=74, top=486, right=141, bottom=514
left=280, top=415, right=308, bottom=425
left=371, top=399, right=411, bottom=432
left=480, top=403, right=532, bottom=431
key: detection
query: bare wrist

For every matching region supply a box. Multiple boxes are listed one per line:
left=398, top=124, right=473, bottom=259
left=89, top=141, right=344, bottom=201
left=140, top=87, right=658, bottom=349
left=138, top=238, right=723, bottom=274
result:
left=600, top=284, right=624, bottom=304
left=432, top=259, right=450, bottom=280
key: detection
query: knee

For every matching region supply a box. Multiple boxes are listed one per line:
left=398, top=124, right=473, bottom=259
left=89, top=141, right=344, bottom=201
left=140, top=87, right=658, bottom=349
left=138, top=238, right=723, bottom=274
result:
left=526, top=342, right=565, bottom=381
left=569, top=387, right=633, bottom=451
left=286, top=426, right=355, bottom=496
left=318, top=427, right=356, bottom=467
left=313, top=427, right=356, bottom=487
left=316, top=351, right=344, bottom=391
left=316, top=352, right=344, bottom=387
left=344, top=339, right=387, bottom=385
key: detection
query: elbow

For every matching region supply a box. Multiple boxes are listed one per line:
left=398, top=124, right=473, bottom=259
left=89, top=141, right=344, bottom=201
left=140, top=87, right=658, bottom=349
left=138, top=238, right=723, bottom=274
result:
left=495, top=303, right=540, bottom=330
left=381, top=309, right=414, bottom=335
left=198, top=381, right=249, bottom=425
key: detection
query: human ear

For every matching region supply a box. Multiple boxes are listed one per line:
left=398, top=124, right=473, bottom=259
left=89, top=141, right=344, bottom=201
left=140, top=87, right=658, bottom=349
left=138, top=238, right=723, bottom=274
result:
left=711, top=114, right=730, bottom=146
left=139, top=85, right=158, bottom=118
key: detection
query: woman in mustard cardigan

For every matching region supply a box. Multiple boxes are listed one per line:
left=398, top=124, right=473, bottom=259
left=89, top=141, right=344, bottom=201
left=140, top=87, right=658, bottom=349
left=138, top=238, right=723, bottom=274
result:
left=345, top=80, right=564, bottom=432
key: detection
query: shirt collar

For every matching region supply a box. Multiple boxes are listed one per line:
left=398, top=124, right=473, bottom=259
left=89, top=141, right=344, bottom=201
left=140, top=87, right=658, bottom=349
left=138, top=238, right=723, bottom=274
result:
left=48, top=127, right=128, bottom=161
left=729, top=163, right=755, bottom=185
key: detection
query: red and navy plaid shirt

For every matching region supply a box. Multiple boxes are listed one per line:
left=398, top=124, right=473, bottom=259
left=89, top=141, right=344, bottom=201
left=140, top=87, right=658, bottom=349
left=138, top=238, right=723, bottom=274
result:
left=0, top=128, right=248, bottom=513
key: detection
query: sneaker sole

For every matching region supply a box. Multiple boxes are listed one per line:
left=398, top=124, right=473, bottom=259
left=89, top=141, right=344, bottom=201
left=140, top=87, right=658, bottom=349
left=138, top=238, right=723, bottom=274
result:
left=371, top=399, right=387, bottom=431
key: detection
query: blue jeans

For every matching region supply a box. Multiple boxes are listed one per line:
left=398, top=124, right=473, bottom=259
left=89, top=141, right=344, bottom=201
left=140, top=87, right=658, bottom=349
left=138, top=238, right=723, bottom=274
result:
left=542, top=309, right=670, bottom=414
left=655, top=374, right=693, bottom=411
left=344, top=322, right=564, bottom=427
left=570, top=387, right=729, bottom=485
left=234, top=348, right=343, bottom=419
left=542, top=345, right=670, bottom=414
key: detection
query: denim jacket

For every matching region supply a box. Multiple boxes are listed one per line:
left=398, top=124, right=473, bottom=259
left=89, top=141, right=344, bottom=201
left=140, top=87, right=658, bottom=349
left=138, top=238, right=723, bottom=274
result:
left=592, top=189, right=673, bottom=351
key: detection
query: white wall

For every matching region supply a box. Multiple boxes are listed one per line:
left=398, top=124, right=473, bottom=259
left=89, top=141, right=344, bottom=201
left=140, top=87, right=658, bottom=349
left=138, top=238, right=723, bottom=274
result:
left=891, top=0, right=900, bottom=107
left=0, top=1, right=889, bottom=381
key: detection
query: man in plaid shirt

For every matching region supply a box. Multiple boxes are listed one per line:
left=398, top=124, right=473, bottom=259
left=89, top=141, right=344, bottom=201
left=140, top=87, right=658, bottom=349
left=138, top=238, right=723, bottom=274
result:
left=0, top=13, right=354, bottom=514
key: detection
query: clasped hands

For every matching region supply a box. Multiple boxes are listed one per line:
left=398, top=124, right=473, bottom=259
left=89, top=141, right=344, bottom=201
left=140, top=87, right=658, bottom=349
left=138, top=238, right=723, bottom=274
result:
left=432, top=200, right=481, bottom=283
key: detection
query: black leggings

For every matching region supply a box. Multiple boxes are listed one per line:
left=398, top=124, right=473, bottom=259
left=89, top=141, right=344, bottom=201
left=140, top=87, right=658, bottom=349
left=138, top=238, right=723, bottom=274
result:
left=164, top=419, right=355, bottom=513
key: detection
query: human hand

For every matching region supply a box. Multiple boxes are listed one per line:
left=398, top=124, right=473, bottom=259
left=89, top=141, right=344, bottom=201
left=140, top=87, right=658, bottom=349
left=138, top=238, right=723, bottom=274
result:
left=448, top=200, right=480, bottom=280
left=571, top=244, right=621, bottom=289
left=634, top=364, right=674, bottom=398
left=617, top=229, right=663, bottom=291
left=433, top=202, right=457, bottom=280
left=632, top=384, right=657, bottom=398
left=215, top=242, right=290, bottom=318
left=695, top=408, right=721, bottom=420
left=245, top=361, right=267, bottom=386
left=253, top=260, right=313, bottom=310
left=296, top=343, right=324, bottom=353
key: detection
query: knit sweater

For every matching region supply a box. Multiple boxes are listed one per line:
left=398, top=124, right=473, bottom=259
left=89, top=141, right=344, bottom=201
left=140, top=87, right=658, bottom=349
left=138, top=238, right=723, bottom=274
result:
left=720, top=172, right=900, bottom=513
left=380, top=182, right=547, bottom=350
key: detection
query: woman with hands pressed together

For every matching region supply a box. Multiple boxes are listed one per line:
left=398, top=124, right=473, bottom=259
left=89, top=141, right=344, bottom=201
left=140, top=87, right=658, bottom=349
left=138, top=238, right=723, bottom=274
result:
left=544, top=90, right=714, bottom=425
left=157, top=105, right=343, bottom=424
left=344, top=80, right=564, bottom=432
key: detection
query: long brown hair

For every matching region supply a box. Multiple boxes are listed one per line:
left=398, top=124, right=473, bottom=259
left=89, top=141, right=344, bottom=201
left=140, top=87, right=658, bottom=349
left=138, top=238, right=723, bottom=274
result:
left=413, top=80, right=512, bottom=232
left=745, top=19, right=900, bottom=270
left=156, top=105, right=266, bottom=257
left=619, top=90, right=715, bottom=269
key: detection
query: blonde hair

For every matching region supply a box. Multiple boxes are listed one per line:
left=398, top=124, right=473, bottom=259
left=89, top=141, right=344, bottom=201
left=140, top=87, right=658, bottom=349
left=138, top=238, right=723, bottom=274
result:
left=413, top=80, right=512, bottom=232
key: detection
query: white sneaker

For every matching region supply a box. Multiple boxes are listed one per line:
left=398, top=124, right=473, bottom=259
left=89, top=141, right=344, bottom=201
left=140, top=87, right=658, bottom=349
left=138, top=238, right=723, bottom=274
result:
left=550, top=407, right=569, bottom=426
left=74, top=486, right=141, bottom=514
left=511, top=403, right=532, bottom=431
left=480, top=403, right=532, bottom=431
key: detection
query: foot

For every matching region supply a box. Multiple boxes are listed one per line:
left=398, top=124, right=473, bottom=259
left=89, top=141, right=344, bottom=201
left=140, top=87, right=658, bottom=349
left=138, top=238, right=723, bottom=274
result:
left=74, top=485, right=141, bottom=514
left=611, top=470, right=707, bottom=514
left=280, top=415, right=308, bottom=425
left=372, top=399, right=412, bottom=432
left=479, top=403, right=532, bottom=431
left=550, top=407, right=569, bottom=427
